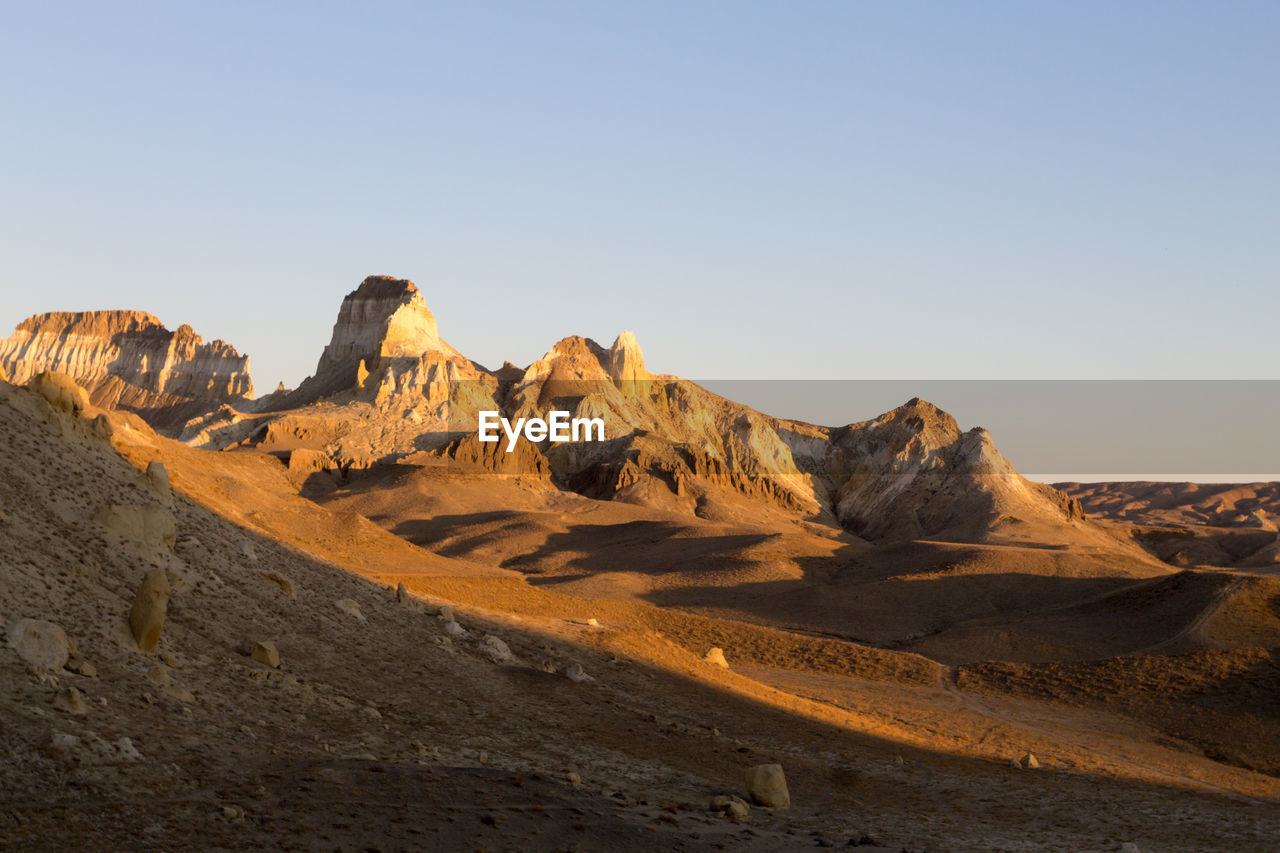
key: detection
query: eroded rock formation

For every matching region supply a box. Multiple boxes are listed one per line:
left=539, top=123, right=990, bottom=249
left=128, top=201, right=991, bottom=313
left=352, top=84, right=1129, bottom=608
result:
left=0, top=311, right=252, bottom=430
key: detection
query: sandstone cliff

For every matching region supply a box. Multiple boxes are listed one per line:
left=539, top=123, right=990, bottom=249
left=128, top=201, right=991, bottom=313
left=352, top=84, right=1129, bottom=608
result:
left=0, top=311, right=252, bottom=430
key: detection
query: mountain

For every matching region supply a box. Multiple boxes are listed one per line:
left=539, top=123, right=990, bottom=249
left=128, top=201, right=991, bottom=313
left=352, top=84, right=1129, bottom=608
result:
left=0, top=310, right=252, bottom=429
left=4, top=276, right=1099, bottom=547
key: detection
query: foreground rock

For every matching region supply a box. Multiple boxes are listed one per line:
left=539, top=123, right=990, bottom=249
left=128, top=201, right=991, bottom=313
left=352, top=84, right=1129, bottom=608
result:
left=482, top=635, right=514, bottom=664
left=710, top=794, right=750, bottom=822
left=54, top=686, right=89, bottom=715
left=704, top=647, right=729, bottom=668
left=252, top=641, right=281, bottom=668
left=128, top=567, right=170, bottom=652
left=7, top=618, right=71, bottom=671
left=744, top=763, right=790, bottom=809
left=95, top=503, right=177, bottom=553
left=26, top=370, right=90, bottom=414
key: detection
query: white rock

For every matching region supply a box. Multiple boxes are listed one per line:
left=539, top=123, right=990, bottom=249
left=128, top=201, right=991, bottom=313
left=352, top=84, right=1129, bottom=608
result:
left=7, top=618, right=70, bottom=671
left=444, top=621, right=466, bottom=638
left=335, top=598, right=367, bottom=623
left=565, top=663, right=594, bottom=683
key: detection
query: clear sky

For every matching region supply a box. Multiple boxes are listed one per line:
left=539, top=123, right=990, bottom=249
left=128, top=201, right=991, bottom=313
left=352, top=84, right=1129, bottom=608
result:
left=2, top=1, right=1277, bottom=390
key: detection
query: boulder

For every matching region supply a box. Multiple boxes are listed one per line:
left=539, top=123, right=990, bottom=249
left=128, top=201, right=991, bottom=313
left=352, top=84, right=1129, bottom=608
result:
left=704, top=647, right=729, bottom=668
left=565, top=663, right=593, bottom=683
left=53, top=686, right=89, bottom=715
left=438, top=605, right=455, bottom=621
left=146, top=460, right=170, bottom=495
left=710, top=794, right=751, bottom=822
left=65, top=656, right=97, bottom=677
left=1020, top=753, right=1040, bottom=769
left=92, top=413, right=115, bottom=439
left=444, top=620, right=466, bottom=637
left=7, top=618, right=70, bottom=671
left=129, top=567, right=170, bottom=652
left=252, top=641, right=281, bottom=668
left=164, top=684, right=196, bottom=703
left=145, top=665, right=171, bottom=685
left=335, top=598, right=366, bottom=623
left=396, top=582, right=411, bottom=605
left=26, top=371, right=88, bottom=414
left=744, top=764, right=790, bottom=809
left=481, top=635, right=514, bottom=664
left=95, top=503, right=177, bottom=553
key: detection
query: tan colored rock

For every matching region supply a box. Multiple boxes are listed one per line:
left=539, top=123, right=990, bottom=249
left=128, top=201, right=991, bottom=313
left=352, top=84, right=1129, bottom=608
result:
left=146, top=460, right=170, bottom=494
left=482, top=635, right=514, bottom=664
left=703, top=647, right=729, bottom=668
left=92, top=412, right=114, bottom=439
left=146, top=664, right=171, bottom=685
left=0, top=311, right=252, bottom=404
left=252, top=641, right=281, bottom=668
left=606, top=330, right=652, bottom=394
left=744, top=764, right=790, bottom=809
left=54, top=686, right=88, bottom=715
left=26, top=371, right=89, bottom=414
left=66, top=656, right=97, bottom=677
left=95, top=503, right=177, bottom=553
left=396, top=582, right=411, bottom=605
left=129, top=567, right=170, bottom=652
left=7, top=618, right=70, bottom=671
left=315, top=277, right=461, bottom=375
left=438, top=605, right=455, bottom=621
left=1020, top=752, right=1040, bottom=769
left=288, top=448, right=334, bottom=473
left=335, top=598, right=366, bottom=623
left=164, top=684, right=196, bottom=703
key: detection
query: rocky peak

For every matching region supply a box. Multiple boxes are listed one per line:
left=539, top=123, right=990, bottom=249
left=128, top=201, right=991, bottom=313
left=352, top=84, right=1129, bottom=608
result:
left=315, top=276, right=458, bottom=377
left=0, top=310, right=253, bottom=404
left=606, top=331, right=650, bottom=391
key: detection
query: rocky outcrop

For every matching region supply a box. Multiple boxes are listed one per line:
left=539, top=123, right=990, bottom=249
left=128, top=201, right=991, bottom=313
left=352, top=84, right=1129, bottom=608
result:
left=7, top=618, right=71, bottom=671
left=317, top=276, right=460, bottom=371
left=128, top=567, right=170, bottom=652
left=823, top=398, right=1086, bottom=541
left=26, top=371, right=89, bottom=414
left=1, top=311, right=252, bottom=399
left=606, top=330, right=650, bottom=391
left=744, top=764, right=790, bottom=808
left=0, top=311, right=252, bottom=430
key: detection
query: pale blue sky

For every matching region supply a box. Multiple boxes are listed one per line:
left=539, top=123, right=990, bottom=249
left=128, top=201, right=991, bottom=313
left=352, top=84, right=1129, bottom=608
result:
left=2, top=1, right=1277, bottom=390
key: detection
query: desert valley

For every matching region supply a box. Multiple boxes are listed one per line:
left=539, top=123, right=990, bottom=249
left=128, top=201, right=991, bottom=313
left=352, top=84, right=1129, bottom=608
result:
left=2, top=275, right=1278, bottom=852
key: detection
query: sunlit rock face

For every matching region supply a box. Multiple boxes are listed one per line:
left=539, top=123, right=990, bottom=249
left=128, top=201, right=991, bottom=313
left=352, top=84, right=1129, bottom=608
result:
left=315, top=276, right=460, bottom=376
left=0, top=310, right=252, bottom=402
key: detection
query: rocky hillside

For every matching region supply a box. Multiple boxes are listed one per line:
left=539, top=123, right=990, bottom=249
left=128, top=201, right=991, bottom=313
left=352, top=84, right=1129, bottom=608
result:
left=0, top=310, right=252, bottom=430
left=6, top=276, right=1094, bottom=545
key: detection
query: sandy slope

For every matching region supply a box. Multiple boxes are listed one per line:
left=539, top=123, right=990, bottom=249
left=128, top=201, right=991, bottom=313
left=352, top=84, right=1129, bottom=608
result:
left=3, top=381, right=1280, bottom=851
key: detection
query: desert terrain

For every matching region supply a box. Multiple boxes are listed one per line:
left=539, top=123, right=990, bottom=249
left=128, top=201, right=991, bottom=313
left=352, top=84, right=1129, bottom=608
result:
left=2, top=278, right=1278, bottom=851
